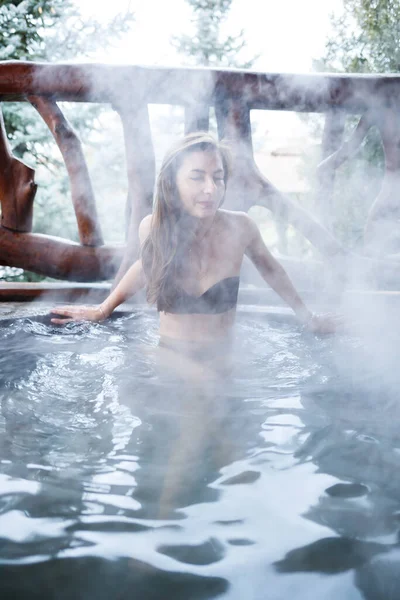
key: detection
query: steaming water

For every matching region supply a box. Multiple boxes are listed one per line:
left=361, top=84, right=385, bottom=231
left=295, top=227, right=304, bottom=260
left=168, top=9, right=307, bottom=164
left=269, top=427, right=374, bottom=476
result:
left=0, top=310, right=400, bottom=599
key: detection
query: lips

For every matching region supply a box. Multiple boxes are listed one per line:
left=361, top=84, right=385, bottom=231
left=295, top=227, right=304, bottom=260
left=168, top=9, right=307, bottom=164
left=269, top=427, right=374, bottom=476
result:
left=197, top=201, right=214, bottom=208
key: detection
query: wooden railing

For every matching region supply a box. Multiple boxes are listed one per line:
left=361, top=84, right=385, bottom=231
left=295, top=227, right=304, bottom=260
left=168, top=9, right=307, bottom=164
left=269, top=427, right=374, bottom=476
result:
left=1, top=61, right=400, bottom=284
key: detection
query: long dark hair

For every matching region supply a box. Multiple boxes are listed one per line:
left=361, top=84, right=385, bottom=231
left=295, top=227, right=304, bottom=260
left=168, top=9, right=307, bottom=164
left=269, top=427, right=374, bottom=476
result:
left=141, top=132, right=232, bottom=311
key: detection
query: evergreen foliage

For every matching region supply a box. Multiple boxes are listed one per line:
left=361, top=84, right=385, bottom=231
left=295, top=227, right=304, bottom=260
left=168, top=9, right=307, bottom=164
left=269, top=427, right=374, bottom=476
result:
left=174, top=0, right=256, bottom=68
left=316, top=0, right=400, bottom=73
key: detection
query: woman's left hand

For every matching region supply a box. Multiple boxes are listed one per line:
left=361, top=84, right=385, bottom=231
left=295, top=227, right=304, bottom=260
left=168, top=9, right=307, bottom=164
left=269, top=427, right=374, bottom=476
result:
left=304, top=312, right=344, bottom=334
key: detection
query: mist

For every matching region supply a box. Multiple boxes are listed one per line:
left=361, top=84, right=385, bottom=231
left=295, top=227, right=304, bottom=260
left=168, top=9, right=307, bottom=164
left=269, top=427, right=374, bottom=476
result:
left=2, top=2, right=400, bottom=600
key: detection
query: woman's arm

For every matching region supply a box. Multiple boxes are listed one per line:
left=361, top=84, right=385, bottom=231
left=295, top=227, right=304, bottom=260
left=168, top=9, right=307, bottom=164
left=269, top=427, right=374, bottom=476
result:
left=243, top=214, right=341, bottom=332
left=50, top=216, right=151, bottom=324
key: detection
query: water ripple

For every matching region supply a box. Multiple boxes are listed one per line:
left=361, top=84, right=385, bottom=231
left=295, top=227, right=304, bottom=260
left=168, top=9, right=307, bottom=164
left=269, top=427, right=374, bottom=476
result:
left=0, top=310, right=399, bottom=599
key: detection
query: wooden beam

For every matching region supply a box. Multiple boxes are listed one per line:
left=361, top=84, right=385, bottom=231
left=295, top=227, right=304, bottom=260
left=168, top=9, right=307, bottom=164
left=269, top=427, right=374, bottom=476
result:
left=365, top=107, right=400, bottom=251
left=316, top=111, right=346, bottom=227
left=0, top=282, right=111, bottom=303
left=184, top=104, right=210, bottom=134
left=0, top=226, right=122, bottom=281
left=0, top=107, right=37, bottom=232
left=29, top=95, right=103, bottom=246
left=1, top=62, right=400, bottom=113
left=317, top=112, right=374, bottom=172
left=112, top=98, right=155, bottom=284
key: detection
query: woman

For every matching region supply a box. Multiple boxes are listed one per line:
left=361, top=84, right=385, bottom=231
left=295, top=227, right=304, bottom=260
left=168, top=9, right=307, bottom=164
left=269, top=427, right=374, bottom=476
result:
left=51, top=132, right=340, bottom=355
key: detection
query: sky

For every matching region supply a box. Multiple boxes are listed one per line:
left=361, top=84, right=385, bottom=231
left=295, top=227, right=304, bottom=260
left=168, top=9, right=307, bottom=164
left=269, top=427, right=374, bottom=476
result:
left=79, top=0, right=344, bottom=73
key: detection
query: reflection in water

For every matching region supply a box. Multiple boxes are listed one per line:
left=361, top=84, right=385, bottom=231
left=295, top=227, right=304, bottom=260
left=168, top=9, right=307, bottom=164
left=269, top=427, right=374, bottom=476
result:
left=0, top=311, right=400, bottom=598
left=0, top=556, right=228, bottom=600
left=274, top=536, right=390, bottom=574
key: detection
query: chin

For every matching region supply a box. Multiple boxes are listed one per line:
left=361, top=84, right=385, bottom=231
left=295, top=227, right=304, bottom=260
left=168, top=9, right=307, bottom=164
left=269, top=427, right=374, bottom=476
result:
left=196, top=206, right=217, bottom=218
left=183, top=205, right=217, bottom=219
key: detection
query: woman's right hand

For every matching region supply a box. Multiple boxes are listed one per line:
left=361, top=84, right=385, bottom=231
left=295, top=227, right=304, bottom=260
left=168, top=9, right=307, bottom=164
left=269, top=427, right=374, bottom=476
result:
left=50, top=305, right=107, bottom=325
left=304, top=312, right=345, bottom=334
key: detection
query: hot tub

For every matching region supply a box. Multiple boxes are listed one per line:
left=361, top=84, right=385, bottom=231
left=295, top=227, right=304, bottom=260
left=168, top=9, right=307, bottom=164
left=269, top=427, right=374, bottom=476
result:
left=0, top=304, right=399, bottom=600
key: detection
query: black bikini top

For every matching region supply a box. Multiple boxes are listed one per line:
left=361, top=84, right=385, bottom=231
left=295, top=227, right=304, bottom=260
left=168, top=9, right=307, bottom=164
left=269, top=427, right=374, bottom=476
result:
left=159, top=276, right=240, bottom=314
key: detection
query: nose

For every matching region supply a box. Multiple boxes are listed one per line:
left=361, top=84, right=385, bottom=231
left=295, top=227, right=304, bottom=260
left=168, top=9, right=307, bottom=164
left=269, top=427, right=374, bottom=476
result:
left=203, top=177, right=217, bottom=195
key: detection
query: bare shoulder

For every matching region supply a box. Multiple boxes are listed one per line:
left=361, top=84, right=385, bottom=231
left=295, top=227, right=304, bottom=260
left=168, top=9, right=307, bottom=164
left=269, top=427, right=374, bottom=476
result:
left=138, top=214, right=153, bottom=244
left=218, top=209, right=258, bottom=241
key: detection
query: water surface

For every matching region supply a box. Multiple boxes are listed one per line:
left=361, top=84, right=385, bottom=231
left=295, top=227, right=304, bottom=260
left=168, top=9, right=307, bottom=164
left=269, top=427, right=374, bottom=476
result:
left=0, top=309, right=400, bottom=599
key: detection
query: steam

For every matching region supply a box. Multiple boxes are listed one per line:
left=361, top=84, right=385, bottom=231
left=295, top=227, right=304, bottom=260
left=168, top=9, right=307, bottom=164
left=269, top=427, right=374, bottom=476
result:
left=9, top=64, right=395, bottom=339
left=2, top=9, right=400, bottom=600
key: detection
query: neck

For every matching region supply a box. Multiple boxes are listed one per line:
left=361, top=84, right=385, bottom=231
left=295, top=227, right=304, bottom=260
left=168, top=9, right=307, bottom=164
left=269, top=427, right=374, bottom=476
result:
left=177, top=211, right=217, bottom=248
left=193, top=215, right=215, bottom=239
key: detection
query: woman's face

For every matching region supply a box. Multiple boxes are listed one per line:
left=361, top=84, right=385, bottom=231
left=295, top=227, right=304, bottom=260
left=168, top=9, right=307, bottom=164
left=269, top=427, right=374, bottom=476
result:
left=175, top=149, right=225, bottom=219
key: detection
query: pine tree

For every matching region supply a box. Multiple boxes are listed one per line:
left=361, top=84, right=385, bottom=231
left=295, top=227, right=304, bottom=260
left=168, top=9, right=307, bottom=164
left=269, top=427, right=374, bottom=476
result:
left=174, top=0, right=256, bottom=68
left=316, top=0, right=400, bottom=73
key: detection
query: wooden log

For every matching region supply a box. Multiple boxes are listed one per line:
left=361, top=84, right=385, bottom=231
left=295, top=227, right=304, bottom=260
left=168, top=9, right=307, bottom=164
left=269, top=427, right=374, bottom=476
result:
left=2, top=61, right=400, bottom=113
left=28, top=95, right=103, bottom=246
left=0, top=226, right=122, bottom=281
left=364, top=107, right=400, bottom=252
left=0, top=282, right=111, bottom=303
left=316, top=111, right=346, bottom=227
left=317, top=112, right=374, bottom=172
left=184, top=104, right=210, bottom=134
left=0, top=61, right=217, bottom=106
left=112, top=98, right=155, bottom=284
left=216, top=97, right=347, bottom=258
left=0, top=107, right=37, bottom=232
left=317, top=108, right=400, bottom=253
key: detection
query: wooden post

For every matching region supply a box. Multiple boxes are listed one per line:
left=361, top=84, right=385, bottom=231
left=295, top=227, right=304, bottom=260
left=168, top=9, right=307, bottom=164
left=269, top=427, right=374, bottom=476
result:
left=0, top=107, right=37, bottom=232
left=29, top=95, right=104, bottom=246
left=316, top=112, right=373, bottom=172
left=0, top=227, right=121, bottom=281
left=112, top=99, right=155, bottom=284
left=184, top=104, right=210, bottom=134
left=317, top=111, right=346, bottom=228
left=364, top=106, right=400, bottom=253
